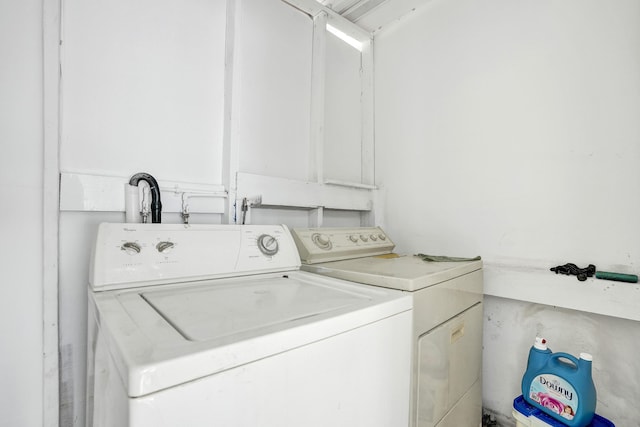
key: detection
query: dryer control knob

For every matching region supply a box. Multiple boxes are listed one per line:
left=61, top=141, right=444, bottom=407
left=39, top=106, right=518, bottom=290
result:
left=359, top=235, right=369, bottom=242
left=311, top=233, right=332, bottom=250
left=348, top=235, right=359, bottom=243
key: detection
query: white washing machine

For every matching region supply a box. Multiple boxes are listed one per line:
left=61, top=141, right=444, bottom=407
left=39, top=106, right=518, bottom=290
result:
left=292, top=227, right=484, bottom=427
left=85, top=223, right=412, bottom=427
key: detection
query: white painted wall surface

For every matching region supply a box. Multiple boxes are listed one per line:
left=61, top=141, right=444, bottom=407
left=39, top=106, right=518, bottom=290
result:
left=374, top=0, right=640, bottom=424
left=61, top=0, right=227, bottom=184
left=0, top=0, right=44, bottom=426
left=375, top=0, right=640, bottom=267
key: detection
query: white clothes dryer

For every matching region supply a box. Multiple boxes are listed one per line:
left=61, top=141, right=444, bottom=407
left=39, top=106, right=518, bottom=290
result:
left=86, top=223, right=412, bottom=427
left=292, top=227, right=484, bottom=427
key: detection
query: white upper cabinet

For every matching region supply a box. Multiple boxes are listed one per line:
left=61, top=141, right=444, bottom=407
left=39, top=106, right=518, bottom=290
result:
left=61, top=0, right=227, bottom=184
left=60, top=0, right=375, bottom=218
left=234, top=0, right=374, bottom=187
left=323, top=28, right=367, bottom=185
left=233, top=0, right=313, bottom=182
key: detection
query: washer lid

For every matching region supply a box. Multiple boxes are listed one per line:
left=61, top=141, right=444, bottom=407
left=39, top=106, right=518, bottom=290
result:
left=140, top=277, right=369, bottom=342
left=92, top=271, right=411, bottom=397
left=301, top=255, right=482, bottom=291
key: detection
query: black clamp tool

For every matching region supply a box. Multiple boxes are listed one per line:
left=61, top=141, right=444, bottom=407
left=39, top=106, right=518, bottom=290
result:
left=550, top=263, right=596, bottom=281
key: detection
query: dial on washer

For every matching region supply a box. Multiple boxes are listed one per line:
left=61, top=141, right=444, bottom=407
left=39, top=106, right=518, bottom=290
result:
left=257, top=234, right=279, bottom=256
left=121, top=242, right=141, bottom=255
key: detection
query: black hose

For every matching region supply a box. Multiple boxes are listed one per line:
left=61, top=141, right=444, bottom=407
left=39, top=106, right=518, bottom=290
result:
left=550, top=263, right=596, bottom=281
left=129, top=172, right=162, bottom=223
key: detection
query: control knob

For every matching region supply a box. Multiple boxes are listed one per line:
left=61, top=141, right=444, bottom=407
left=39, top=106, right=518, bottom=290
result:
left=121, top=241, right=141, bottom=255
left=311, top=233, right=332, bottom=250
left=257, top=234, right=279, bottom=256
left=156, top=241, right=175, bottom=253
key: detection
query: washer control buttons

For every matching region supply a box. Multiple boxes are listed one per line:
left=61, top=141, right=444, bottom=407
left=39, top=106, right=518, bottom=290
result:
left=156, top=241, right=175, bottom=253
left=311, top=233, right=332, bottom=250
left=121, top=242, right=141, bottom=255
left=257, top=234, right=279, bottom=256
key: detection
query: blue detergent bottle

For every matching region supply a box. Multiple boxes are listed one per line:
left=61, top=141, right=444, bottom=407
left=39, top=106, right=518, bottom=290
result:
left=521, top=337, right=597, bottom=427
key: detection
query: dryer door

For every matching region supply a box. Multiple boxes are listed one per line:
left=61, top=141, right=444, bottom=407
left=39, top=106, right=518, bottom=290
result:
left=416, top=302, right=483, bottom=427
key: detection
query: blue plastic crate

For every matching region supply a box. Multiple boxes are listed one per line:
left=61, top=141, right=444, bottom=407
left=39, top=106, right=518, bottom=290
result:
left=513, top=395, right=614, bottom=427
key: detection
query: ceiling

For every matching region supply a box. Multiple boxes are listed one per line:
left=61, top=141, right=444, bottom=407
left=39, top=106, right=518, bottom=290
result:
left=316, top=0, right=428, bottom=33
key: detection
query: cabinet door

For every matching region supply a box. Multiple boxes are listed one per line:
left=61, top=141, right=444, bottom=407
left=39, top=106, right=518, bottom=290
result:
left=416, top=303, right=483, bottom=427
left=323, top=29, right=365, bottom=184
left=234, top=0, right=313, bottom=182
left=62, top=0, right=226, bottom=184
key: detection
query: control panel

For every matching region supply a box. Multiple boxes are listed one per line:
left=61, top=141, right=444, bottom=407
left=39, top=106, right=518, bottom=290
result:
left=90, top=223, right=301, bottom=291
left=291, top=227, right=395, bottom=264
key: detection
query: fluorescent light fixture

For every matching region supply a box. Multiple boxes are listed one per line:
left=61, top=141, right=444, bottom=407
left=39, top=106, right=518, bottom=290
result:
left=326, top=23, right=363, bottom=51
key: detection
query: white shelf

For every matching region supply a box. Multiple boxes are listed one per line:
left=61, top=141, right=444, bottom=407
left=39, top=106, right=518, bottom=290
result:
left=59, top=172, right=227, bottom=214
left=483, top=263, right=640, bottom=322
left=236, top=172, right=373, bottom=211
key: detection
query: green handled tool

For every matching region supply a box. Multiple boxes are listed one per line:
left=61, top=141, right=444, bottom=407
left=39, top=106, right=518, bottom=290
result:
left=594, top=271, right=638, bottom=283
left=550, top=263, right=638, bottom=283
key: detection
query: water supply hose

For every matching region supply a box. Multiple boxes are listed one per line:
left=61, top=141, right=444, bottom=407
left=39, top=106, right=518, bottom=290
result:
left=550, top=263, right=596, bottom=281
left=129, top=172, right=162, bottom=223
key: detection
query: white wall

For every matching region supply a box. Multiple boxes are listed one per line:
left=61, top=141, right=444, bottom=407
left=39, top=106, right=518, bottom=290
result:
left=0, top=0, right=44, bottom=426
left=374, top=0, right=640, bottom=424
left=375, top=0, right=640, bottom=267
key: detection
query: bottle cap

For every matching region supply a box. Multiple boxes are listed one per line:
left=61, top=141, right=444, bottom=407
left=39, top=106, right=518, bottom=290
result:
left=580, top=352, right=593, bottom=361
left=534, top=337, right=548, bottom=350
